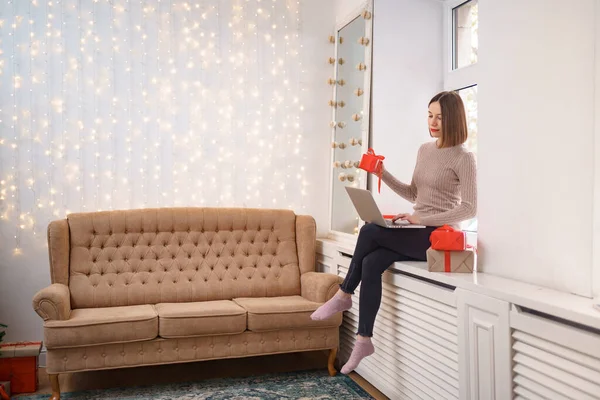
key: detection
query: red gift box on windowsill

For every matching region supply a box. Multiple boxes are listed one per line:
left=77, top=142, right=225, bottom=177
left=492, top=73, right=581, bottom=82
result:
left=429, top=225, right=466, bottom=251
left=358, top=148, right=385, bottom=192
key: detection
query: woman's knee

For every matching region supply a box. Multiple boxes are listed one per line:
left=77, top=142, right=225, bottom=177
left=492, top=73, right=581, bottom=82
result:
left=359, top=222, right=380, bottom=237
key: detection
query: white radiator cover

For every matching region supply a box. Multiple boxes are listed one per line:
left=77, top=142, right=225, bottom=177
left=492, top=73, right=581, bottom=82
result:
left=316, top=238, right=600, bottom=400
left=511, top=307, right=600, bottom=400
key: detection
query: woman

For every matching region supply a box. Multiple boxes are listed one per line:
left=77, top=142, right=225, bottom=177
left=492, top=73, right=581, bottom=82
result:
left=311, top=91, right=477, bottom=374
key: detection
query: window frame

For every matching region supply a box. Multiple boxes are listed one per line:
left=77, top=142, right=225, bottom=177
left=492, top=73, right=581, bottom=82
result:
left=443, top=0, right=479, bottom=90
left=444, top=0, right=479, bottom=241
left=450, top=0, right=478, bottom=71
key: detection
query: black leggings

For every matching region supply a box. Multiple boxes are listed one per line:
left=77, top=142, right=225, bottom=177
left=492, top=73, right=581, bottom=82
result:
left=340, top=223, right=436, bottom=337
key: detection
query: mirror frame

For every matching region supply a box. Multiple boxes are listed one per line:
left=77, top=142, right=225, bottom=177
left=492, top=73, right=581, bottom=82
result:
left=327, top=0, right=374, bottom=243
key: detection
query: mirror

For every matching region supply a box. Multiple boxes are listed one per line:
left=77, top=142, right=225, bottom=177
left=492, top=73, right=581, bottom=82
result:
left=329, top=1, right=373, bottom=237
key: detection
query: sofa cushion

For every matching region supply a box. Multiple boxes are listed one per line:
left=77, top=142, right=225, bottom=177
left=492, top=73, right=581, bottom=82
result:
left=233, top=296, right=342, bottom=332
left=44, top=305, right=158, bottom=349
left=156, top=301, right=247, bottom=338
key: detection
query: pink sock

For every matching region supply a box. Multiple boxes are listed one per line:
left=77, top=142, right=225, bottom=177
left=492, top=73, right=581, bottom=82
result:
left=310, top=292, right=352, bottom=321
left=341, top=338, right=375, bottom=374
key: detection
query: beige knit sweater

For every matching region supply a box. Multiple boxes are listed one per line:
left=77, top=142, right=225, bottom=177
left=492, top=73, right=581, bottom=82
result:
left=381, top=141, right=477, bottom=227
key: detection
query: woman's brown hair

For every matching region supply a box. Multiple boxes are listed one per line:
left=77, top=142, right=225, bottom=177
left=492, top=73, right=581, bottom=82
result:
left=429, top=91, right=468, bottom=148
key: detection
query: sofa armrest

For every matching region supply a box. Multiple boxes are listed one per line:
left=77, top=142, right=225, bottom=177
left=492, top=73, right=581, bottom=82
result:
left=32, top=283, right=71, bottom=321
left=301, top=272, right=343, bottom=303
left=296, top=215, right=317, bottom=275
left=47, top=219, right=70, bottom=285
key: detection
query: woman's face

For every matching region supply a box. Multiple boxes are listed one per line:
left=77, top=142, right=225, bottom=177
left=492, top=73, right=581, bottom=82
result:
left=428, top=101, right=442, bottom=138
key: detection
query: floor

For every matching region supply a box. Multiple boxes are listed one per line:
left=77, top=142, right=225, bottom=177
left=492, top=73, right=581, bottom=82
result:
left=19, top=351, right=388, bottom=399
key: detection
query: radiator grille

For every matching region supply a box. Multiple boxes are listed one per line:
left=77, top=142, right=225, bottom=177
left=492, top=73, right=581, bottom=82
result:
left=512, top=330, right=600, bottom=400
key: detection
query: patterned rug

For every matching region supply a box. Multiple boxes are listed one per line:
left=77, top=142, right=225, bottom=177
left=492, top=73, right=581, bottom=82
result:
left=16, top=370, right=374, bottom=399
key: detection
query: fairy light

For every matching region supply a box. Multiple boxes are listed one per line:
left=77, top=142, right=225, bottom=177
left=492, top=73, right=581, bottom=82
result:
left=165, top=0, right=173, bottom=204
left=242, top=0, right=256, bottom=205
left=227, top=0, right=240, bottom=206
left=153, top=0, right=161, bottom=207
left=240, top=1, right=248, bottom=205
left=282, top=0, right=291, bottom=209
left=237, top=0, right=243, bottom=206
left=59, top=0, right=66, bottom=216
left=183, top=0, right=193, bottom=206
left=249, top=2, right=260, bottom=206
left=109, top=1, right=116, bottom=210
left=295, top=0, right=307, bottom=210
left=77, top=0, right=85, bottom=210
left=197, top=2, right=207, bottom=205
left=26, top=0, right=37, bottom=233
left=10, top=0, right=21, bottom=253
left=2, top=0, right=309, bottom=252
left=140, top=0, right=148, bottom=207
left=91, top=0, right=99, bottom=210
left=47, top=5, right=56, bottom=217
left=166, top=0, right=175, bottom=205
left=214, top=2, right=222, bottom=206
left=42, top=0, right=51, bottom=216
left=28, top=0, right=37, bottom=235
left=256, top=3, right=263, bottom=208
left=282, top=2, right=293, bottom=209
left=168, top=0, right=176, bottom=205
left=0, top=3, right=5, bottom=220
left=126, top=0, right=133, bottom=208
left=270, top=0, right=276, bottom=207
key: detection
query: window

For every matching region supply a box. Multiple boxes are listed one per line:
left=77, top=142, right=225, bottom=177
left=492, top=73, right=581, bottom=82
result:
left=458, top=85, right=477, bottom=156
left=452, top=0, right=478, bottom=70
left=458, top=85, right=477, bottom=232
left=446, top=0, right=479, bottom=232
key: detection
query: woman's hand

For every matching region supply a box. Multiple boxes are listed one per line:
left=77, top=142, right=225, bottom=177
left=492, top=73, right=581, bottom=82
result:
left=392, top=213, right=421, bottom=224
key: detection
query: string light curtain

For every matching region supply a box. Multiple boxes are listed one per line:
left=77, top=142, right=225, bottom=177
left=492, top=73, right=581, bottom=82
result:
left=0, top=0, right=307, bottom=254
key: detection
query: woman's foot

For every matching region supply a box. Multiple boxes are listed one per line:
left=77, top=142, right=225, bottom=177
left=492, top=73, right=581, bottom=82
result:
left=341, top=337, right=375, bottom=374
left=310, top=291, right=352, bottom=321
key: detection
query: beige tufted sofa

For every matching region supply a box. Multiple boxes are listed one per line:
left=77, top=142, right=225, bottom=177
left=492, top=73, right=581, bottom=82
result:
left=32, top=208, right=343, bottom=400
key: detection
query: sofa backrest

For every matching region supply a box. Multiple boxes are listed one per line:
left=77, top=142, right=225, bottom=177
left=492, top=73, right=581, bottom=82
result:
left=47, top=208, right=315, bottom=309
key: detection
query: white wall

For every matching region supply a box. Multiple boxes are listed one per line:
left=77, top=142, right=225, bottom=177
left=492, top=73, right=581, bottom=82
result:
left=335, top=0, right=366, bottom=23
left=477, top=0, right=596, bottom=297
left=370, top=0, right=443, bottom=215
left=0, top=0, right=334, bottom=342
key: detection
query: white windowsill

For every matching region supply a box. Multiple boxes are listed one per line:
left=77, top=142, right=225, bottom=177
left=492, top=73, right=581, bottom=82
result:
left=318, top=236, right=600, bottom=330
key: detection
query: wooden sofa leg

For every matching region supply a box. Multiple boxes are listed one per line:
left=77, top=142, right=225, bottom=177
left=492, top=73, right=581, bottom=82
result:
left=328, top=347, right=338, bottom=376
left=49, top=374, right=60, bottom=400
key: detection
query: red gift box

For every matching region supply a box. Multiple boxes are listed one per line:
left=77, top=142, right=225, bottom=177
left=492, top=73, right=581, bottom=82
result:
left=0, top=357, right=37, bottom=394
left=0, top=342, right=41, bottom=394
left=429, top=225, right=466, bottom=251
left=358, top=148, right=385, bottom=192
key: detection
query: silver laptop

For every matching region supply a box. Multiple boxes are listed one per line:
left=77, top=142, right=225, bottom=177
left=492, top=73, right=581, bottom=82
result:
left=345, top=187, right=426, bottom=229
